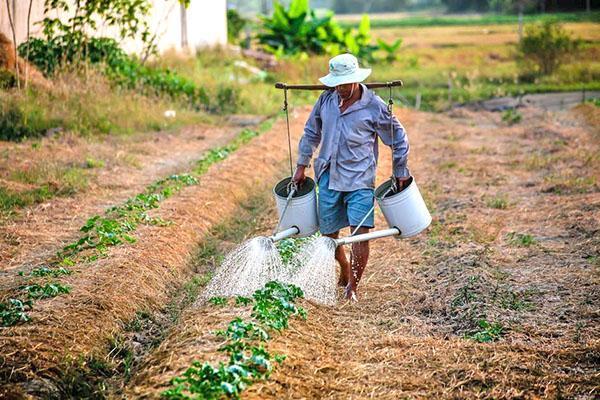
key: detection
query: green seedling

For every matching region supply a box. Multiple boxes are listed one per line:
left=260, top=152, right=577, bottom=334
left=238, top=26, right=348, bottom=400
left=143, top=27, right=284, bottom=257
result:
left=502, top=109, right=522, bottom=125
left=507, top=232, right=537, bottom=247
left=20, top=282, right=71, bottom=299
left=486, top=194, right=509, bottom=209
left=164, top=281, right=305, bottom=400
left=208, top=297, right=228, bottom=306
left=0, top=298, right=33, bottom=326
left=18, top=266, right=72, bottom=278
left=465, top=319, right=504, bottom=343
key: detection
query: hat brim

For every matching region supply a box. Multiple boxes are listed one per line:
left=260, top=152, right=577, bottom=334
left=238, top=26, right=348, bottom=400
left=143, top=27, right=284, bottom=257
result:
left=318, top=68, right=371, bottom=87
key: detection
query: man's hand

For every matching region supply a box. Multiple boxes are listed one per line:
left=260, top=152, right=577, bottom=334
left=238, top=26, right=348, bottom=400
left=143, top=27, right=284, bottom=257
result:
left=292, top=165, right=307, bottom=187
left=396, top=176, right=411, bottom=192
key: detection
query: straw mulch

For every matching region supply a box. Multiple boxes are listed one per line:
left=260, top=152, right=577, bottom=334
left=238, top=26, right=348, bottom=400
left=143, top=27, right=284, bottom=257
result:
left=121, top=105, right=599, bottom=399
left=0, top=124, right=238, bottom=271
left=0, top=110, right=308, bottom=398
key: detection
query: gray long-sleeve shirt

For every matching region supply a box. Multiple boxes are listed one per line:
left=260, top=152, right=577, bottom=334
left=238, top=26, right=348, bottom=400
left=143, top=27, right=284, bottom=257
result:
left=297, top=84, right=410, bottom=192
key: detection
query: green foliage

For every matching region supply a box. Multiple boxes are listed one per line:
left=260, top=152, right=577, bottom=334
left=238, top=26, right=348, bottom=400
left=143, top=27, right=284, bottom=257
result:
left=257, top=0, right=379, bottom=62
left=486, top=194, right=509, bottom=209
left=19, top=37, right=213, bottom=112
left=209, top=297, right=229, bottom=306
left=501, top=108, right=522, bottom=125
left=194, top=129, right=259, bottom=175
left=20, top=282, right=71, bottom=299
left=276, top=237, right=310, bottom=264
left=0, top=299, right=32, bottom=326
left=518, top=20, right=580, bottom=76
left=59, top=174, right=198, bottom=259
left=227, top=9, right=248, bottom=43
left=0, top=101, right=55, bottom=141
left=0, top=68, right=16, bottom=89
left=465, top=319, right=504, bottom=343
left=507, top=232, right=537, bottom=247
left=376, top=38, right=402, bottom=63
left=163, top=281, right=304, bottom=400
left=19, top=266, right=72, bottom=278
left=39, top=0, right=154, bottom=60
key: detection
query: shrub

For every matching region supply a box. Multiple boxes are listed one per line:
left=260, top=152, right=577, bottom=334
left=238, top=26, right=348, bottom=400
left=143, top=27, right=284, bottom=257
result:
left=518, top=20, right=580, bottom=76
left=227, top=9, right=247, bottom=44
left=257, top=0, right=379, bottom=62
left=0, top=101, right=54, bottom=141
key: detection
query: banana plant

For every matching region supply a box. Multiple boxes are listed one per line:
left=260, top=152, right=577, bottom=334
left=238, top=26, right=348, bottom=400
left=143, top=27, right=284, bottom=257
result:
left=377, top=38, right=403, bottom=63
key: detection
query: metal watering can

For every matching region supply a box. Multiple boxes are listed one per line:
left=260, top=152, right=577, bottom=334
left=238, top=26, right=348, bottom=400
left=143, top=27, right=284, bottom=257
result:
left=269, top=176, right=319, bottom=242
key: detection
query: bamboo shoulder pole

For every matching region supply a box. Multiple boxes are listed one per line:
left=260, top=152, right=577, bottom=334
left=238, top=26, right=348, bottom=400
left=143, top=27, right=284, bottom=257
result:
left=275, top=80, right=403, bottom=90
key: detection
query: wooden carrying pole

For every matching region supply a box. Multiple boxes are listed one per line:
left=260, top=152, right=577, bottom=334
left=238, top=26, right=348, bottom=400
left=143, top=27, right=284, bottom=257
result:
left=275, top=80, right=403, bottom=90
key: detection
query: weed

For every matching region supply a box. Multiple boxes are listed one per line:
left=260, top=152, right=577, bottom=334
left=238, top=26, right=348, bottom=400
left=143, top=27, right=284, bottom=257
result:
left=507, top=232, right=537, bottom=247
left=20, top=282, right=72, bottom=299
left=0, top=299, right=33, bottom=326
left=486, top=194, right=509, bottom=209
left=502, top=109, right=522, bottom=125
left=85, top=158, right=105, bottom=169
left=465, top=319, right=504, bottom=343
left=209, top=297, right=228, bottom=306
left=452, top=276, right=480, bottom=308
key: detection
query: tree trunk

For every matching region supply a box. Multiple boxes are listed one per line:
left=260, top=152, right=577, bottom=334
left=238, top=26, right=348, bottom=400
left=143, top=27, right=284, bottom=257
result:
left=586, top=0, right=591, bottom=13
left=180, top=3, right=188, bottom=50
left=5, top=0, right=20, bottom=89
left=518, top=1, right=524, bottom=42
left=24, top=0, right=33, bottom=88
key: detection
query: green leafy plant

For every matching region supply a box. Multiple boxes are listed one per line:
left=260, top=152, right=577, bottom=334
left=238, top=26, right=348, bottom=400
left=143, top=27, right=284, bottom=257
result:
left=257, top=0, right=379, bottom=62
left=227, top=9, right=248, bottom=44
left=518, top=20, right=580, bottom=76
left=465, top=319, right=504, bottom=343
left=501, top=108, right=522, bottom=125
left=377, top=38, right=402, bottom=63
left=0, top=299, right=33, bottom=326
left=507, top=232, right=537, bottom=247
left=19, top=266, right=72, bottom=278
left=209, top=297, right=229, bottom=306
left=20, top=282, right=71, bottom=300
left=164, top=281, right=305, bottom=400
left=486, top=194, right=509, bottom=209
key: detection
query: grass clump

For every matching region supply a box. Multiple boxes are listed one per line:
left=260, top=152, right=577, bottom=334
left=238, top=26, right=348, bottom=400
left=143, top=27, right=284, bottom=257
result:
left=163, top=281, right=305, bottom=400
left=507, top=232, right=537, bottom=247
left=502, top=109, right=522, bottom=125
left=486, top=194, right=509, bottom=209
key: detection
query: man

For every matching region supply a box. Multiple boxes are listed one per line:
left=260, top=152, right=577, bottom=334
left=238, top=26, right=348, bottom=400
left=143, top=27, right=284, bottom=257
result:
left=292, top=53, right=410, bottom=301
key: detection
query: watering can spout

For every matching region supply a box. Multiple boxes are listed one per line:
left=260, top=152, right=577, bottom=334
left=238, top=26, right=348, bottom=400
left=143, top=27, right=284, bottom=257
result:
left=334, top=227, right=401, bottom=247
left=269, top=226, right=300, bottom=243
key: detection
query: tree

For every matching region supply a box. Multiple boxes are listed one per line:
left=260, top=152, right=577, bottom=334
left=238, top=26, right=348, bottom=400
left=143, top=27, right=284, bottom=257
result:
left=518, top=20, right=579, bottom=75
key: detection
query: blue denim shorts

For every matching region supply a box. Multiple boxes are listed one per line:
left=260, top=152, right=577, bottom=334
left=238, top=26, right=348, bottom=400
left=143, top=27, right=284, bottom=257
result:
left=317, top=170, right=375, bottom=235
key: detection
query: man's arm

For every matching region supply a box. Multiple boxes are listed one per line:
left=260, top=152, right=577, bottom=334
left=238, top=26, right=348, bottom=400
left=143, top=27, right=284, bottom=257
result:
left=293, top=95, right=324, bottom=184
left=375, top=101, right=410, bottom=188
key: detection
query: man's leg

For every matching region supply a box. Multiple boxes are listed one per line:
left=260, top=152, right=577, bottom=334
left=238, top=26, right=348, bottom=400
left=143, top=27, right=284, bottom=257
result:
left=323, top=231, right=351, bottom=287
left=345, top=226, right=370, bottom=298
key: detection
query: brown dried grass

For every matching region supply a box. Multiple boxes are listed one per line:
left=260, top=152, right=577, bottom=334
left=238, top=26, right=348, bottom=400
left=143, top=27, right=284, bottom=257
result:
left=121, top=106, right=598, bottom=399
left=0, top=110, right=308, bottom=397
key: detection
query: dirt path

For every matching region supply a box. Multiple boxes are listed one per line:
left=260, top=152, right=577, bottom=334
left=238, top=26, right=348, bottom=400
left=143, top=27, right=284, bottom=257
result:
left=0, top=123, right=245, bottom=272
left=123, top=105, right=598, bottom=398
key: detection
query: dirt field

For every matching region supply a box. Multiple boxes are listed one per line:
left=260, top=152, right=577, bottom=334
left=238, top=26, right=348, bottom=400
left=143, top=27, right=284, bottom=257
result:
left=1, top=102, right=598, bottom=398
left=126, top=105, right=597, bottom=398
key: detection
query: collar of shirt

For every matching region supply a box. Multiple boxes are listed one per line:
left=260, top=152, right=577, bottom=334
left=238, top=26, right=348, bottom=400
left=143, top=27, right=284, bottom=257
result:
left=333, top=84, right=374, bottom=116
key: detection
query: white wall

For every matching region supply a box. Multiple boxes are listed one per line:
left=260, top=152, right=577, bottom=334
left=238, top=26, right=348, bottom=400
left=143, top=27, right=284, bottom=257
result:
left=0, top=0, right=227, bottom=54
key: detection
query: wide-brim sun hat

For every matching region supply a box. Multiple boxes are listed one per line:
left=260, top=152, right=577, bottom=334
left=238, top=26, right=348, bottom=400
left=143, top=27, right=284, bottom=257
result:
left=319, top=53, right=371, bottom=87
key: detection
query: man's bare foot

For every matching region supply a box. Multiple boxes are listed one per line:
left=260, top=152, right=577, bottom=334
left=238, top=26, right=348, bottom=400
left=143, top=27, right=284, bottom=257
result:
left=344, top=285, right=358, bottom=302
